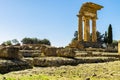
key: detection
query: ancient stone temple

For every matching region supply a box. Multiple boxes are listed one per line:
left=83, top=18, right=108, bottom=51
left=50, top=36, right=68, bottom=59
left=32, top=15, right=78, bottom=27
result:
left=68, top=2, right=103, bottom=49
left=77, top=2, right=103, bottom=42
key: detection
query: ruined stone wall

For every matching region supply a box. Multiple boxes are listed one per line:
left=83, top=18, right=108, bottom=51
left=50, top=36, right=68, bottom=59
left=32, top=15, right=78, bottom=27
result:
left=0, top=46, right=22, bottom=59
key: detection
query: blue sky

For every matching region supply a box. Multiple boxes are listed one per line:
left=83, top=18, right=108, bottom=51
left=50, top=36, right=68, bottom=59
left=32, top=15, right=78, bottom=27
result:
left=0, top=0, right=120, bottom=47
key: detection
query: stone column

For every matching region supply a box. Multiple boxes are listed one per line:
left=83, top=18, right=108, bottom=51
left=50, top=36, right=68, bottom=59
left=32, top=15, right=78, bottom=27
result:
left=77, top=15, right=83, bottom=42
left=118, top=41, right=120, bottom=54
left=84, top=17, right=90, bottom=42
left=87, top=18, right=90, bottom=41
left=92, top=18, right=97, bottom=42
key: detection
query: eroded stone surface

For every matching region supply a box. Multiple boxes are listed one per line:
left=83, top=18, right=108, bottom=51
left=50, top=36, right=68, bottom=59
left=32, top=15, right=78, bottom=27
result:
left=0, top=46, right=22, bottom=59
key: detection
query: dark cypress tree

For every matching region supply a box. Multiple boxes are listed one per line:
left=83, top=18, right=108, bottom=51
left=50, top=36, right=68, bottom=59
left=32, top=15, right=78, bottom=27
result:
left=108, top=24, right=113, bottom=44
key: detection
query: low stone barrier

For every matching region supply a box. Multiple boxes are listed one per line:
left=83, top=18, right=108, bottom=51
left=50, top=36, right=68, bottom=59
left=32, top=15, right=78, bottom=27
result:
left=33, top=57, right=76, bottom=67
left=0, top=56, right=118, bottom=74
left=0, top=59, right=33, bottom=74
left=24, top=57, right=119, bottom=67
left=20, top=50, right=41, bottom=57
left=76, top=52, right=120, bottom=58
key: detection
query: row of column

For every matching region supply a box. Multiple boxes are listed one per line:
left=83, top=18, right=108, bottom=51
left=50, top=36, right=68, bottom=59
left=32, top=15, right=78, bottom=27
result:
left=78, top=15, right=97, bottom=42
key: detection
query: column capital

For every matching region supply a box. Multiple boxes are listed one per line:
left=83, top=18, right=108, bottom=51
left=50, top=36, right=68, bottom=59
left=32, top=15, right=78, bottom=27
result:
left=91, top=17, right=97, bottom=20
left=83, top=16, right=90, bottom=21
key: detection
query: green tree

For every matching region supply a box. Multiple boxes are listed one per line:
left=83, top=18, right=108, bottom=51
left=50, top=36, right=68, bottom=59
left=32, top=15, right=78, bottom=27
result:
left=108, top=24, right=113, bottom=44
left=72, top=30, right=104, bottom=43
left=32, top=38, right=39, bottom=44
left=1, top=40, right=12, bottom=46
left=12, top=39, right=20, bottom=45
left=41, top=39, right=51, bottom=45
left=96, top=31, right=104, bottom=43
left=21, top=37, right=33, bottom=44
left=21, top=37, right=51, bottom=45
left=72, top=31, right=78, bottom=41
left=103, top=31, right=108, bottom=43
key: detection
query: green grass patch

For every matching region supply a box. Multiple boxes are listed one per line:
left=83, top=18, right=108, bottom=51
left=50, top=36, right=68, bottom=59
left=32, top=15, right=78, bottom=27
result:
left=0, top=74, right=54, bottom=80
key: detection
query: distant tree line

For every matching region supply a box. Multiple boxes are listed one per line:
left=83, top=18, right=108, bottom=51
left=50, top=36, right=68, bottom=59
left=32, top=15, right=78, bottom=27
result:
left=1, top=37, right=51, bottom=46
left=72, top=30, right=105, bottom=43
left=1, top=39, right=20, bottom=46
left=21, top=37, right=51, bottom=45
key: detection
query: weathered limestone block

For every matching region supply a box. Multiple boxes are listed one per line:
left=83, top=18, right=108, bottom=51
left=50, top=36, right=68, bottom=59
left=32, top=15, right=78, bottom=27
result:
left=86, top=51, right=93, bottom=56
left=32, top=57, right=118, bottom=67
left=44, top=47, right=57, bottom=56
left=40, top=45, right=47, bottom=53
left=20, top=50, right=41, bottom=57
left=0, top=59, right=33, bottom=74
left=56, top=48, right=76, bottom=58
left=20, top=45, right=33, bottom=50
left=40, top=45, right=57, bottom=56
left=33, top=57, right=77, bottom=67
left=0, top=46, right=22, bottom=59
left=118, top=41, right=120, bottom=54
left=21, top=44, right=42, bottom=50
left=69, top=40, right=84, bottom=49
left=21, top=44, right=49, bottom=50
left=23, top=58, right=34, bottom=67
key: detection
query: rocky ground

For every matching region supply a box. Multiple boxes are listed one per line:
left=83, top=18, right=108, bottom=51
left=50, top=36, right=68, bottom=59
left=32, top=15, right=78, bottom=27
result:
left=1, top=60, right=120, bottom=80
